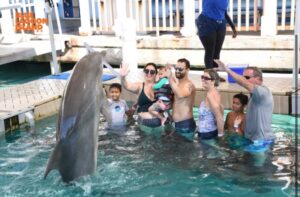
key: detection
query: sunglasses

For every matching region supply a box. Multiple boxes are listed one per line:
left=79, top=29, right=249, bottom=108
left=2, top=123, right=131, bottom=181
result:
left=144, top=69, right=156, bottom=75
left=175, top=67, right=185, bottom=72
left=201, top=75, right=213, bottom=81
left=244, top=75, right=254, bottom=80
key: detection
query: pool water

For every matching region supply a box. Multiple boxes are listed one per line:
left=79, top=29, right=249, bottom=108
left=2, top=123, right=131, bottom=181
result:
left=0, top=112, right=298, bottom=196
left=0, top=61, right=74, bottom=88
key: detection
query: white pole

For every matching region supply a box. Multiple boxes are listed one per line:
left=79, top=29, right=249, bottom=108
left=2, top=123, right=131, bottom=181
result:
left=293, top=0, right=300, bottom=90
left=121, top=19, right=138, bottom=82
left=53, top=0, right=65, bottom=52
left=295, top=0, right=300, bottom=42
left=180, top=0, right=196, bottom=37
left=34, top=0, right=48, bottom=34
left=293, top=34, right=299, bottom=196
left=0, top=0, right=15, bottom=37
left=261, top=0, right=277, bottom=36
left=114, top=0, right=138, bottom=82
left=45, top=1, right=61, bottom=75
left=78, top=0, right=91, bottom=35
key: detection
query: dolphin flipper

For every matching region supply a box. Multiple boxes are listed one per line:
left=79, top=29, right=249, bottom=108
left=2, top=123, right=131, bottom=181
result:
left=44, top=142, right=62, bottom=179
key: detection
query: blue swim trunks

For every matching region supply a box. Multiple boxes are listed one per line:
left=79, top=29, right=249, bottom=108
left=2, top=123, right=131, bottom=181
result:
left=198, top=130, right=218, bottom=140
left=174, top=118, right=196, bottom=141
left=138, top=117, right=161, bottom=128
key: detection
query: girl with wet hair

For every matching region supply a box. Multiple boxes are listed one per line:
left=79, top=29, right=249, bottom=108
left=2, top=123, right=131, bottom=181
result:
left=224, top=93, right=249, bottom=135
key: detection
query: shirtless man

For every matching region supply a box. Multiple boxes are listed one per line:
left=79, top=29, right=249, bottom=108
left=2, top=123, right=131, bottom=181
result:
left=167, top=58, right=196, bottom=141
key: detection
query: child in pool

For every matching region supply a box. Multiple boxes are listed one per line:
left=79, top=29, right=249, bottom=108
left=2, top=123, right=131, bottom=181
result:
left=107, top=83, right=135, bottom=128
left=224, top=93, right=248, bottom=135
left=148, top=65, right=173, bottom=125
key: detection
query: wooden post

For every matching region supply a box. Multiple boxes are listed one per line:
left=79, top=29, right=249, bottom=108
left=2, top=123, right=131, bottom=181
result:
left=0, top=0, right=15, bottom=37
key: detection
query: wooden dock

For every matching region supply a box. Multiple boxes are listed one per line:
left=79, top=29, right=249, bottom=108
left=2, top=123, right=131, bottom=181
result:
left=0, top=78, right=65, bottom=133
left=0, top=35, right=64, bottom=65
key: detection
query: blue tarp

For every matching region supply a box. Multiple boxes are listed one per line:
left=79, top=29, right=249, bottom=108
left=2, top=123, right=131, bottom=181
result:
left=42, top=72, right=117, bottom=81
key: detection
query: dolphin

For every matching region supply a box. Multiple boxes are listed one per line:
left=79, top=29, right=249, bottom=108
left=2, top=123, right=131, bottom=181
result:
left=44, top=52, right=111, bottom=182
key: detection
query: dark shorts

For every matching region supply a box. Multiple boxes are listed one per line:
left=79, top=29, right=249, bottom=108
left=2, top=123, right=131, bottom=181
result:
left=138, top=117, right=161, bottom=128
left=196, top=14, right=226, bottom=37
left=174, top=118, right=196, bottom=141
left=198, top=130, right=218, bottom=140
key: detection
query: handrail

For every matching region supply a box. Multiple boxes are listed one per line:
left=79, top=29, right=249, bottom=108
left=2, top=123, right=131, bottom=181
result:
left=0, top=4, right=21, bottom=10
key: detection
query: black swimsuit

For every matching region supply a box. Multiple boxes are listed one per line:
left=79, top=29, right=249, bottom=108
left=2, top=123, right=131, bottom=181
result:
left=137, top=83, right=154, bottom=113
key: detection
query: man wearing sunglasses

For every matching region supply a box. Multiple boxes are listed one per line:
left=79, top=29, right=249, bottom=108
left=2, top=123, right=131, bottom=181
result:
left=167, top=58, right=197, bottom=141
left=214, top=60, right=275, bottom=142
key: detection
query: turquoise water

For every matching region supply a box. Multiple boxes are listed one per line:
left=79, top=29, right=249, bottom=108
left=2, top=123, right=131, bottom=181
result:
left=0, top=112, right=298, bottom=197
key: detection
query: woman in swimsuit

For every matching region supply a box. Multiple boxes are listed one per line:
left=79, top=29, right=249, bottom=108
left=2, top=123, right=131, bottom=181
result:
left=120, top=62, right=161, bottom=128
left=198, top=69, right=224, bottom=140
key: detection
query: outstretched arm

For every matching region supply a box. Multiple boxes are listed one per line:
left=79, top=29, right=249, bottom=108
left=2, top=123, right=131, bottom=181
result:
left=214, top=60, right=255, bottom=92
left=119, top=63, right=141, bottom=94
left=167, top=67, right=193, bottom=98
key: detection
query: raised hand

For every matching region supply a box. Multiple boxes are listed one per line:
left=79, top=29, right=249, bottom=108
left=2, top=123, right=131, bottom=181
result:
left=214, top=59, right=227, bottom=71
left=165, top=63, right=173, bottom=78
left=119, top=62, right=130, bottom=78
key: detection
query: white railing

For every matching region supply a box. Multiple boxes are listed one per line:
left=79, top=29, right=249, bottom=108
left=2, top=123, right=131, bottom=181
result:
left=88, top=0, right=296, bottom=35
left=1, top=0, right=297, bottom=36
left=0, top=0, right=62, bottom=35
left=91, top=0, right=181, bottom=34
left=278, top=0, right=296, bottom=31
left=0, top=0, right=36, bottom=35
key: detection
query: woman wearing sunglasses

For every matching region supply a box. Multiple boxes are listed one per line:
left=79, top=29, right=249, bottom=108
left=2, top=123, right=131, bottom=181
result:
left=198, top=69, right=224, bottom=140
left=120, top=62, right=163, bottom=129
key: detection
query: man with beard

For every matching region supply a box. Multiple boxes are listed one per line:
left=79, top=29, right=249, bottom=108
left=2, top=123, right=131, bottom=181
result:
left=167, top=58, right=196, bottom=141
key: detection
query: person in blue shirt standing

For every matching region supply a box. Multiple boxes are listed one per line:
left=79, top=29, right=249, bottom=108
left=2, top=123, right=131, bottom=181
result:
left=196, top=0, right=237, bottom=76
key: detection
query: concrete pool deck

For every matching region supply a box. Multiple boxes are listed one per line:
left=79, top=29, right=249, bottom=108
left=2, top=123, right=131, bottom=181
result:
left=0, top=69, right=298, bottom=134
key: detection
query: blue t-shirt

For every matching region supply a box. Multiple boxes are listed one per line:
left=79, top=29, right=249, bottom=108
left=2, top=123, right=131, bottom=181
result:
left=202, top=0, right=228, bottom=20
